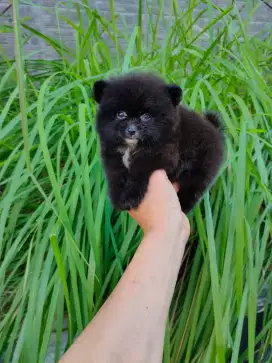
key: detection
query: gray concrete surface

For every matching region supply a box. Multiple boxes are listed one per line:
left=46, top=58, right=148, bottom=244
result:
left=0, top=1, right=271, bottom=60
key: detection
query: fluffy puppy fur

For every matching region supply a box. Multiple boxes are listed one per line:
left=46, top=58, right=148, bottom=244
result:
left=93, top=73, right=224, bottom=213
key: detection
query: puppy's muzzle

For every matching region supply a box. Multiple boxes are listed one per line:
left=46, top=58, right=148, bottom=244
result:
left=125, top=124, right=139, bottom=139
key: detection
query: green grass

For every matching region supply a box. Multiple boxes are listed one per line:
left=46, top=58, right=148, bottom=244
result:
left=0, top=1, right=271, bottom=362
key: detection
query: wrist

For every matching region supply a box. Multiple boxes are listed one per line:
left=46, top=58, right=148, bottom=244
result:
left=141, top=224, right=188, bottom=268
left=144, top=217, right=189, bottom=244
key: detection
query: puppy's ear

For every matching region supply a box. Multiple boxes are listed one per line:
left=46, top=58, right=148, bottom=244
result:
left=166, top=84, right=182, bottom=106
left=93, top=80, right=108, bottom=103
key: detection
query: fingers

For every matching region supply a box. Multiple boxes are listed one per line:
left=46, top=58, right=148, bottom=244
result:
left=149, top=170, right=179, bottom=193
left=148, top=169, right=168, bottom=188
left=172, top=183, right=179, bottom=193
left=127, top=170, right=186, bottom=234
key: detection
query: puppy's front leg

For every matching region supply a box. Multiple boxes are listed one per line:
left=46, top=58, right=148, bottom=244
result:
left=114, top=152, right=161, bottom=210
left=103, top=153, right=149, bottom=211
left=116, top=175, right=149, bottom=210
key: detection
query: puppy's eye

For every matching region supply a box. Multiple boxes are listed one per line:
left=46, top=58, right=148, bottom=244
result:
left=140, top=113, right=152, bottom=122
left=117, top=111, right=127, bottom=120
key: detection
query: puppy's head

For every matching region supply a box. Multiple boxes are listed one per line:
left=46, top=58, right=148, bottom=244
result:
left=93, top=73, right=182, bottom=149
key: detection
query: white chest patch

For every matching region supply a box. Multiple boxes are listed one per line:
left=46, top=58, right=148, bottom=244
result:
left=122, top=148, right=131, bottom=168
left=118, top=139, right=138, bottom=169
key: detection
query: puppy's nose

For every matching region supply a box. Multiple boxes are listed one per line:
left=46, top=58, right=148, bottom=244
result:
left=126, top=124, right=137, bottom=137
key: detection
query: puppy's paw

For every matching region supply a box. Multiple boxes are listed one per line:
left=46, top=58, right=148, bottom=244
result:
left=114, top=190, right=145, bottom=210
left=113, top=186, right=147, bottom=211
left=114, top=197, right=141, bottom=211
left=109, top=177, right=149, bottom=211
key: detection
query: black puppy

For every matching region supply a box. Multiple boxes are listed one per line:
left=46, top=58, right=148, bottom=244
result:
left=93, top=73, right=224, bottom=213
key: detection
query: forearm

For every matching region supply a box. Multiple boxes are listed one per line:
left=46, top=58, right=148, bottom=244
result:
left=61, top=224, right=188, bottom=363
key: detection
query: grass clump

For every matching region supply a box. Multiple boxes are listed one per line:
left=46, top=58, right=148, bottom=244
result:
left=0, top=1, right=271, bottom=362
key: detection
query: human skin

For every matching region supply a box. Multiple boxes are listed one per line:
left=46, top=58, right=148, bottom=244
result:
left=60, top=170, right=190, bottom=363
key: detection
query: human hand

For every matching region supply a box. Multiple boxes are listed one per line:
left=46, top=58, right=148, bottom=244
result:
left=129, top=170, right=190, bottom=238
